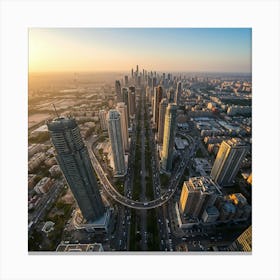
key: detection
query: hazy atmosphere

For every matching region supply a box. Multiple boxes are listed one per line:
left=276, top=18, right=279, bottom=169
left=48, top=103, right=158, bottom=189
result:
left=29, top=28, right=251, bottom=73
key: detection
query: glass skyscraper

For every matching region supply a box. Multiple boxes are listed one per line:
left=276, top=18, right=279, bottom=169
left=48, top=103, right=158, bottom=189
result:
left=161, top=103, right=177, bottom=172
left=47, top=116, right=105, bottom=223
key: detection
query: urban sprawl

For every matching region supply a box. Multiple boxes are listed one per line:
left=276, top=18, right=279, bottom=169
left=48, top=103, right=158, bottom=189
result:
left=28, top=67, right=252, bottom=252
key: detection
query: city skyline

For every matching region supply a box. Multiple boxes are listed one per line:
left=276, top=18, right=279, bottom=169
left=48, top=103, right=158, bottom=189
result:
left=29, top=28, right=252, bottom=73
left=28, top=28, right=252, bottom=253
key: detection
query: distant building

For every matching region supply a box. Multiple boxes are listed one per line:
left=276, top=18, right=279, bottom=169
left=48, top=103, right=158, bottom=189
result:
left=210, top=138, right=247, bottom=187
left=115, top=80, right=122, bottom=102
left=99, top=110, right=108, bottom=131
left=124, top=75, right=129, bottom=86
left=116, top=102, right=129, bottom=152
left=161, top=103, right=177, bottom=172
left=152, top=86, right=163, bottom=130
left=47, top=116, right=105, bottom=223
left=175, top=81, right=182, bottom=105
left=228, top=226, right=252, bottom=252
left=167, top=89, right=175, bottom=103
left=128, top=86, right=136, bottom=119
left=107, top=110, right=126, bottom=176
left=121, top=87, right=129, bottom=123
left=158, top=98, right=168, bottom=144
left=179, top=176, right=222, bottom=219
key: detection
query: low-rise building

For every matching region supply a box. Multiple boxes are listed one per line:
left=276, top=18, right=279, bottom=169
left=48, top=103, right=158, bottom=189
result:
left=56, top=243, right=104, bottom=252
left=34, top=177, right=53, bottom=194
left=28, top=174, right=37, bottom=189
left=28, top=152, right=46, bottom=172
left=49, top=165, right=61, bottom=177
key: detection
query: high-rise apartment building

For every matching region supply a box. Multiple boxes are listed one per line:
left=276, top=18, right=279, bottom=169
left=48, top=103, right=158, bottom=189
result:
left=121, top=87, right=129, bottom=123
left=152, top=86, right=163, bottom=130
left=152, top=77, right=157, bottom=90
left=116, top=102, right=129, bottom=152
left=107, top=110, right=126, bottom=176
left=124, top=75, right=129, bottom=86
left=47, top=117, right=105, bottom=222
left=158, top=98, right=168, bottom=144
left=228, top=225, right=252, bottom=251
left=179, top=176, right=222, bottom=218
left=98, top=110, right=108, bottom=131
left=210, top=138, right=247, bottom=186
left=175, top=81, right=182, bottom=104
left=161, top=103, right=177, bottom=172
left=115, top=80, right=122, bottom=102
left=128, top=86, right=136, bottom=119
left=167, top=89, right=175, bottom=103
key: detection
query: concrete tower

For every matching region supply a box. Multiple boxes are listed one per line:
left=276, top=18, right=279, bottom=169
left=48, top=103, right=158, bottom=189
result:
left=47, top=116, right=105, bottom=222
left=210, top=138, right=247, bottom=186
left=158, top=98, right=168, bottom=144
left=107, top=110, right=126, bottom=176
left=161, top=103, right=177, bottom=172
left=115, top=80, right=122, bottom=102
left=116, top=102, right=129, bottom=152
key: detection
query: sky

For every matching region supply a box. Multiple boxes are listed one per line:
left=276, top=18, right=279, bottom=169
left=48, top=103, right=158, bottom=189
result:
left=29, top=28, right=251, bottom=73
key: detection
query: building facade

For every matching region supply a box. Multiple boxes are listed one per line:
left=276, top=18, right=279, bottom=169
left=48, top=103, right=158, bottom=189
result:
left=158, top=98, right=168, bottom=144
left=161, top=103, right=177, bottom=172
left=210, top=138, right=247, bottom=186
left=107, top=110, right=126, bottom=176
left=152, top=85, right=163, bottom=130
left=98, top=110, right=108, bottom=131
left=175, top=81, right=182, bottom=105
left=116, top=102, right=129, bottom=152
left=115, top=80, right=122, bottom=102
left=128, top=86, right=136, bottom=119
left=179, top=176, right=222, bottom=219
left=47, top=117, right=105, bottom=223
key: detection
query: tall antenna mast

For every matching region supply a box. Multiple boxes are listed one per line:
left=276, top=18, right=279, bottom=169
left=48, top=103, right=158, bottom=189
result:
left=52, top=104, right=59, bottom=118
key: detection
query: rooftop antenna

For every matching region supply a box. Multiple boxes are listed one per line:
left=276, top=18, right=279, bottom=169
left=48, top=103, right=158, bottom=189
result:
left=52, top=104, right=59, bottom=118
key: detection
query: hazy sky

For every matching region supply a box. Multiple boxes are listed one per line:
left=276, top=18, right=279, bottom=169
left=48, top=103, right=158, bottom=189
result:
left=29, top=28, right=251, bottom=73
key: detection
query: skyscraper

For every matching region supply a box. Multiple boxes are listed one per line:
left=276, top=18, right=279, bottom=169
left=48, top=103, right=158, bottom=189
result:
left=167, top=89, right=175, bottom=103
left=175, top=81, right=182, bottom=104
left=98, top=110, right=108, bottom=131
left=107, top=110, right=126, bottom=176
left=128, top=86, right=136, bottom=119
left=116, top=102, right=129, bottom=152
left=161, top=103, right=177, bottom=172
left=152, top=77, right=157, bottom=90
left=115, top=80, right=122, bottom=102
left=121, top=87, right=129, bottom=123
left=47, top=117, right=105, bottom=222
left=152, top=85, right=163, bottom=130
left=210, top=138, right=247, bottom=186
left=158, top=98, right=168, bottom=144
left=124, top=75, right=129, bottom=86
left=179, top=176, right=222, bottom=218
